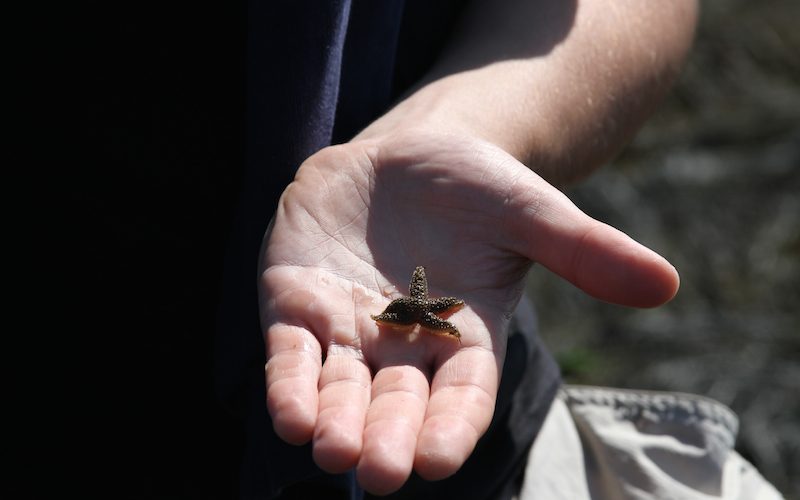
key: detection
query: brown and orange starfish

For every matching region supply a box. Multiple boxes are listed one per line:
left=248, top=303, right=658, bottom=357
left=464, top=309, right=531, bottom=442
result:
left=371, top=266, right=464, bottom=342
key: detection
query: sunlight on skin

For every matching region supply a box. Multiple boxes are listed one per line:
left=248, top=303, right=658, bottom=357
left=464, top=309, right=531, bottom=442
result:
left=250, top=0, right=699, bottom=491
left=259, top=133, right=680, bottom=495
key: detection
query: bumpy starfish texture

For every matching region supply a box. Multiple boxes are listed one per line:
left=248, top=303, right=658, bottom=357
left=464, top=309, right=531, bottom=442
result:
left=371, top=266, right=465, bottom=342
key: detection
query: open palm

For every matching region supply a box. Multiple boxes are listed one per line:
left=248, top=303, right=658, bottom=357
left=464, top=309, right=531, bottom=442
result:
left=258, top=131, right=678, bottom=494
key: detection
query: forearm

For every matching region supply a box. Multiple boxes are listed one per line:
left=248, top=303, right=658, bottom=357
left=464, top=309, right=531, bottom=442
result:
left=356, top=0, right=698, bottom=186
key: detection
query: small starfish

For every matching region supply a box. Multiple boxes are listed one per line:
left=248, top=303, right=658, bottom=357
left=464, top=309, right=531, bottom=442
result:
left=371, top=266, right=465, bottom=342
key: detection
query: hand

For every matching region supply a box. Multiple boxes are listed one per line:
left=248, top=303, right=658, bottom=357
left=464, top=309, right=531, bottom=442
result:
left=258, top=130, right=679, bottom=495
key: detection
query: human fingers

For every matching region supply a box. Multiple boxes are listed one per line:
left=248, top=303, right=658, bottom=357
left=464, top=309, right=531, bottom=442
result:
left=312, top=345, right=371, bottom=473
left=261, top=267, right=346, bottom=446
left=414, top=347, right=499, bottom=480
left=356, top=360, right=431, bottom=495
left=264, top=322, right=322, bottom=445
left=509, top=175, right=679, bottom=307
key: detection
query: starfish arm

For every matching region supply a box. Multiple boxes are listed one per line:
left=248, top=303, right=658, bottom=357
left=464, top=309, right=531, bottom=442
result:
left=420, top=311, right=461, bottom=341
left=371, top=311, right=398, bottom=322
left=371, top=297, right=421, bottom=326
left=409, top=266, right=428, bottom=301
left=372, top=311, right=416, bottom=327
left=427, top=297, right=465, bottom=315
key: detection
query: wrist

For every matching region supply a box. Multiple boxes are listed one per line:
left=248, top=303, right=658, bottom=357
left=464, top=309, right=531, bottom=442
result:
left=353, top=72, right=546, bottom=172
left=352, top=76, right=482, bottom=145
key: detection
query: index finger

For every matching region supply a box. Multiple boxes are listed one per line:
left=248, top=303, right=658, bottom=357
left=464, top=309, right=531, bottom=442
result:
left=413, top=347, right=499, bottom=480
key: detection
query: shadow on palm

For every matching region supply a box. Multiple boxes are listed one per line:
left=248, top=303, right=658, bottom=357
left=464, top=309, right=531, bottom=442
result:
left=364, top=133, right=536, bottom=352
left=265, top=131, right=534, bottom=358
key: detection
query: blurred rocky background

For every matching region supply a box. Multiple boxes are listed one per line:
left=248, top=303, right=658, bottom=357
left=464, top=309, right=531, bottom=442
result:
left=527, top=0, right=799, bottom=497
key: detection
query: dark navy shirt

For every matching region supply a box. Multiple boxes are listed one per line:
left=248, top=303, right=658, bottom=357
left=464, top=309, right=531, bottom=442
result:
left=215, top=1, right=561, bottom=498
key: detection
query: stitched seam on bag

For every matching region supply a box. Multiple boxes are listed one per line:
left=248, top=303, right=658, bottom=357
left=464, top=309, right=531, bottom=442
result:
left=559, top=384, right=739, bottom=439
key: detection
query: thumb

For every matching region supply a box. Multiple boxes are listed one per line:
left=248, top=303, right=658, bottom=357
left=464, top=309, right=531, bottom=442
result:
left=507, top=172, right=679, bottom=308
